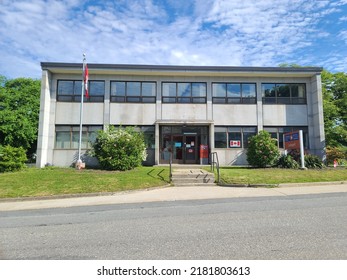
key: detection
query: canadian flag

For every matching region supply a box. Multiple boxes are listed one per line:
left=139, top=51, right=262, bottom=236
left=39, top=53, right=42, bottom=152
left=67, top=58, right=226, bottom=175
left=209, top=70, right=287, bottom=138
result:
left=84, top=63, right=89, bottom=98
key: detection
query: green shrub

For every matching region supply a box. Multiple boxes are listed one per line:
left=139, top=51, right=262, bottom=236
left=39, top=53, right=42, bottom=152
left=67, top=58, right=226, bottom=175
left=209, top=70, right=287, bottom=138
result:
left=0, top=145, right=27, bottom=172
left=246, top=130, right=280, bottom=168
left=91, top=126, right=147, bottom=171
left=326, top=146, right=347, bottom=165
left=276, top=154, right=299, bottom=169
left=304, top=154, right=323, bottom=169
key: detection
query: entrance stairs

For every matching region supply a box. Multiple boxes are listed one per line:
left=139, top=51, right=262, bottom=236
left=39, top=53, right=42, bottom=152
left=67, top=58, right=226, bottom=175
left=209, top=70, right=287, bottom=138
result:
left=171, top=165, right=216, bottom=187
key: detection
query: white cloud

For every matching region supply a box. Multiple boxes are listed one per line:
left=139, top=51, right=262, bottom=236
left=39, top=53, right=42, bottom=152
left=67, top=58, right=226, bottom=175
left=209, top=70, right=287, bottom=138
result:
left=0, top=0, right=346, bottom=78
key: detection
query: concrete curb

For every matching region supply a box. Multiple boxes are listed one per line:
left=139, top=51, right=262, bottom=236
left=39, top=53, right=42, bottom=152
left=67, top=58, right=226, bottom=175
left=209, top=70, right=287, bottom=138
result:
left=0, top=184, right=173, bottom=203
left=218, top=181, right=347, bottom=189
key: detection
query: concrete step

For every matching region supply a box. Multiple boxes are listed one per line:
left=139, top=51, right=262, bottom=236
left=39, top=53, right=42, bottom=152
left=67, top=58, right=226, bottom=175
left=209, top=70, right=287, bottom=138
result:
left=171, top=168, right=216, bottom=187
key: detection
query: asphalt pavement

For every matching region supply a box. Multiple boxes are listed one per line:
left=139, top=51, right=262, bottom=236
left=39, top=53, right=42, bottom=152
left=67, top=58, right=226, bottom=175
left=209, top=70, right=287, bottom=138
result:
left=0, top=181, right=346, bottom=212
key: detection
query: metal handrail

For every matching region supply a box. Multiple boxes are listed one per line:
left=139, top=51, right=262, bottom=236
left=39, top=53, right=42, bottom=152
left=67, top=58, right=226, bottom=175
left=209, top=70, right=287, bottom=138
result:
left=210, top=152, right=220, bottom=184
left=169, top=151, right=173, bottom=183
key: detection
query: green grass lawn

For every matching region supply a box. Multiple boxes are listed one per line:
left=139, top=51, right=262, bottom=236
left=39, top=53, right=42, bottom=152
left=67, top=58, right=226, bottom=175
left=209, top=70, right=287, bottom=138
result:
left=217, top=167, right=347, bottom=185
left=0, top=166, right=170, bottom=198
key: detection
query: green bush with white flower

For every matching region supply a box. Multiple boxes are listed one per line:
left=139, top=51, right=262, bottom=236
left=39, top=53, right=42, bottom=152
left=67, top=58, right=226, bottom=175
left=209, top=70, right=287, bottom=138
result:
left=91, top=126, right=147, bottom=171
left=246, top=130, right=280, bottom=168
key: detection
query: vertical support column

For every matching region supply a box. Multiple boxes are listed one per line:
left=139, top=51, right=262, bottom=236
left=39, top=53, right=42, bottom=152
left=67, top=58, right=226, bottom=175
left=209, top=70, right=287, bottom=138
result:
left=309, top=74, right=326, bottom=161
left=36, top=70, right=51, bottom=167
left=256, top=81, right=263, bottom=133
left=206, top=81, right=213, bottom=121
left=155, top=123, right=160, bottom=165
left=209, top=123, right=215, bottom=150
left=103, top=77, right=110, bottom=128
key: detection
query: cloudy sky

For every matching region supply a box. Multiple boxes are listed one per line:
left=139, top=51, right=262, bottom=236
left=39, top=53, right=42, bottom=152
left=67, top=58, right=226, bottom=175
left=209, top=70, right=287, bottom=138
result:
left=1, top=0, right=347, bottom=78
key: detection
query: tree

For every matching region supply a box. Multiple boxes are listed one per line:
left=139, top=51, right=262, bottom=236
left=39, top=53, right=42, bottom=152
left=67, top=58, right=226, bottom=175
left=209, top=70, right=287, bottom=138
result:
left=246, top=130, right=280, bottom=168
left=0, top=76, right=41, bottom=157
left=91, top=126, right=147, bottom=171
left=321, top=70, right=347, bottom=147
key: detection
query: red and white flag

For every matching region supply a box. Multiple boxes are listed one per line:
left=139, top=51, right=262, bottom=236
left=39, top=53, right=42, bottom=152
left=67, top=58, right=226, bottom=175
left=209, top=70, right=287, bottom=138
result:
left=84, top=63, right=89, bottom=98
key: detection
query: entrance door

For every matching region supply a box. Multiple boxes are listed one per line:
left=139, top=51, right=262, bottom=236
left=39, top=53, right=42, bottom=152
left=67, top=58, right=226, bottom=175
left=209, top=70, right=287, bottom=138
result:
left=172, top=135, right=183, bottom=164
left=184, top=135, right=198, bottom=164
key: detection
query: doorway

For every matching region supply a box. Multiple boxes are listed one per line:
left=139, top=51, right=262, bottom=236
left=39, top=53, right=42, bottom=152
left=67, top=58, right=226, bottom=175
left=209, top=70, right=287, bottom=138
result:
left=160, top=126, right=208, bottom=164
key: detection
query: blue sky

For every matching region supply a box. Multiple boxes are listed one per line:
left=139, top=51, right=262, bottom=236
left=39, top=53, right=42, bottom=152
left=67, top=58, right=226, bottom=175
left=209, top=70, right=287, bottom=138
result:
left=1, top=0, right=347, bottom=78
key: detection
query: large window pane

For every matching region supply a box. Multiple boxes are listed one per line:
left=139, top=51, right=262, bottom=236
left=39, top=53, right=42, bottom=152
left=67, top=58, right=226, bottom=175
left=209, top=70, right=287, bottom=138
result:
left=227, top=84, right=241, bottom=98
left=215, top=132, right=227, bottom=148
left=242, top=84, right=256, bottom=98
left=74, top=81, right=82, bottom=95
left=163, top=83, right=176, bottom=97
left=262, top=84, right=275, bottom=97
left=58, top=81, right=74, bottom=95
left=127, top=82, right=141, bottom=96
left=192, top=83, right=206, bottom=97
left=212, top=83, right=226, bottom=97
left=277, top=84, right=290, bottom=97
left=56, top=132, right=71, bottom=149
left=89, top=81, right=105, bottom=96
left=142, top=82, right=156, bottom=97
left=243, top=127, right=257, bottom=148
left=111, top=82, right=126, bottom=96
left=177, top=83, right=191, bottom=97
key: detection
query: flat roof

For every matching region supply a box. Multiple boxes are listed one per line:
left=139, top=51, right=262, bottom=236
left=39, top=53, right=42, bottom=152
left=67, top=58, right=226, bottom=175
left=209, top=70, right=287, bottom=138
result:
left=41, top=62, right=323, bottom=78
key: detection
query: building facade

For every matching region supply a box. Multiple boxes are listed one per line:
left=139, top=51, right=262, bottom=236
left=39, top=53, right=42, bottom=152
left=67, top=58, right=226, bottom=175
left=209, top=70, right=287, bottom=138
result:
left=36, top=63, right=325, bottom=167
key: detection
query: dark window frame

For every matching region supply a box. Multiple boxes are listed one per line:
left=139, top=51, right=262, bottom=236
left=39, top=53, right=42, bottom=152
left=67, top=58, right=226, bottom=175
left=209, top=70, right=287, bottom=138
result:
left=57, top=80, right=105, bottom=102
left=162, top=82, right=207, bottom=103
left=55, top=125, right=103, bottom=149
left=262, top=83, right=307, bottom=104
left=263, top=126, right=309, bottom=149
left=214, top=126, right=257, bottom=149
left=110, top=81, right=157, bottom=103
left=212, top=83, right=257, bottom=104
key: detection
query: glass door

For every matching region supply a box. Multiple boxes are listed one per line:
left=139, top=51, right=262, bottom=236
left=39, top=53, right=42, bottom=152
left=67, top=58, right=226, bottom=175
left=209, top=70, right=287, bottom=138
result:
left=172, top=135, right=184, bottom=164
left=184, top=135, right=198, bottom=164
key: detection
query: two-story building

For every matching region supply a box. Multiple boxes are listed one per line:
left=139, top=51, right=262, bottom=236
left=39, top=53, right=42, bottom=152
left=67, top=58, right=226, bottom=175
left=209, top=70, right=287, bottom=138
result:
left=36, top=63, right=325, bottom=167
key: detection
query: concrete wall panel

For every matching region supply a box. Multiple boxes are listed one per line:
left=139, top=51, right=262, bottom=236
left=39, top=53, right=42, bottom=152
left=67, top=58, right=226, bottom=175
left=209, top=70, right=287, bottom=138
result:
left=213, top=105, right=257, bottom=125
left=161, top=104, right=207, bottom=121
left=110, top=103, right=156, bottom=125
left=263, top=105, right=308, bottom=126
left=55, top=103, right=104, bottom=124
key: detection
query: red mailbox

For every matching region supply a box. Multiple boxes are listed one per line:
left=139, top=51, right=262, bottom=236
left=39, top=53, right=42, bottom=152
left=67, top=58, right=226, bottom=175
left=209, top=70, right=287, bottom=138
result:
left=200, top=144, right=209, bottom=164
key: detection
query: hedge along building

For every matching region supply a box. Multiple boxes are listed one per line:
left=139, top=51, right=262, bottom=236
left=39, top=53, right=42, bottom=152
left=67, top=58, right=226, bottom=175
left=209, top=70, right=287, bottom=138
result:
left=36, top=63, right=325, bottom=167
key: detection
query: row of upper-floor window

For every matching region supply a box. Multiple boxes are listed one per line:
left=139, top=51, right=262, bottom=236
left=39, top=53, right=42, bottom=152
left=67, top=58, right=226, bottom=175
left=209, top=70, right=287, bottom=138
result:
left=56, top=80, right=307, bottom=104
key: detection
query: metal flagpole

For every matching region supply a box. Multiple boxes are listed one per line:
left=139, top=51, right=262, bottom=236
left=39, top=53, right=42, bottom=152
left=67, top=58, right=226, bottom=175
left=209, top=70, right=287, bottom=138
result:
left=77, top=54, right=86, bottom=169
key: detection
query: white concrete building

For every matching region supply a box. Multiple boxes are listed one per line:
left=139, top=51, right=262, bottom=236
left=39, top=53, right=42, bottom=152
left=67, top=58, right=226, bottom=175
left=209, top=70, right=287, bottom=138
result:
left=36, top=63, right=325, bottom=167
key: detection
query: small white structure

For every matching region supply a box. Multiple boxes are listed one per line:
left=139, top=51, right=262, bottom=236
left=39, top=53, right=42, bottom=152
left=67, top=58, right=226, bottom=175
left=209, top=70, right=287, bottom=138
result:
left=36, top=63, right=325, bottom=167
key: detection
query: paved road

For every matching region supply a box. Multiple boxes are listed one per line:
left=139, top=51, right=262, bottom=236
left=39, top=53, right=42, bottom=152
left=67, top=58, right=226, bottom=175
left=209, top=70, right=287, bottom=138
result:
left=1, top=192, right=346, bottom=259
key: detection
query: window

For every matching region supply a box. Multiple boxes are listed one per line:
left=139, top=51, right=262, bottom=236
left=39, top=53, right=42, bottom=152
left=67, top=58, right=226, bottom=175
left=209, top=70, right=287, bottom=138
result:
left=57, top=80, right=105, bottom=102
left=264, top=127, right=309, bottom=148
left=262, top=83, right=306, bottom=104
left=162, top=82, right=207, bottom=103
left=214, top=127, right=257, bottom=148
left=55, top=125, right=102, bottom=149
left=110, top=81, right=156, bottom=103
left=212, top=83, right=256, bottom=104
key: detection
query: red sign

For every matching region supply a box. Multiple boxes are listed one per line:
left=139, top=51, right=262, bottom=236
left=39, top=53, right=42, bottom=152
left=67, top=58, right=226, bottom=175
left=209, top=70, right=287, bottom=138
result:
left=230, top=140, right=241, bottom=147
left=284, top=131, right=300, bottom=150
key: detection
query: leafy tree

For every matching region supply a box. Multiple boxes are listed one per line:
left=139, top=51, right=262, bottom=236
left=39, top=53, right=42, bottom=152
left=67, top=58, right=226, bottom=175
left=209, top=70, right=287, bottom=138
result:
left=321, top=70, right=347, bottom=147
left=91, top=126, right=147, bottom=171
left=0, top=76, right=41, bottom=156
left=246, top=131, right=280, bottom=168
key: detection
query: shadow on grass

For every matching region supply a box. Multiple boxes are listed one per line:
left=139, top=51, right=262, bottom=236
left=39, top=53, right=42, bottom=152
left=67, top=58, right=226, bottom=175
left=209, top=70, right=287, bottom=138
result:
left=147, top=168, right=170, bottom=183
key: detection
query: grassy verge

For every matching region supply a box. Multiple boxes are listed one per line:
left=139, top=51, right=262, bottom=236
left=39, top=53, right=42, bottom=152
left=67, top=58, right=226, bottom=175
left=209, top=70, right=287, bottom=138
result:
left=0, top=166, right=170, bottom=198
left=216, top=167, right=347, bottom=185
